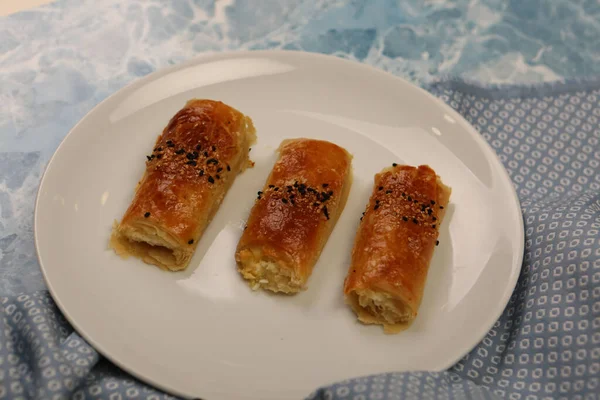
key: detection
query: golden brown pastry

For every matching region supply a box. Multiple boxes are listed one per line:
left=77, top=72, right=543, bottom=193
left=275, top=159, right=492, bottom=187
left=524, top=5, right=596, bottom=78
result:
left=235, top=139, right=353, bottom=294
left=110, top=99, right=256, bottom=271
left=344, top=164, right=451, bottom=333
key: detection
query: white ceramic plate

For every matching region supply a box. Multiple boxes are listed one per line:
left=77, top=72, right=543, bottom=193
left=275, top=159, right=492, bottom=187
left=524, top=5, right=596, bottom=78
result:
left=35, top=51, right=524, bottom=400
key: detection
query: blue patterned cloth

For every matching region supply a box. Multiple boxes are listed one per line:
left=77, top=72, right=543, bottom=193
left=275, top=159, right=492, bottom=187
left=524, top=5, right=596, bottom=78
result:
left=2, top=79, right=599, bottom=399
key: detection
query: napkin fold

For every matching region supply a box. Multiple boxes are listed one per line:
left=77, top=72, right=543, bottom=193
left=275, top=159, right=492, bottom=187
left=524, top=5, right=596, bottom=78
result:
left=2, top=78, right=599, bottom=400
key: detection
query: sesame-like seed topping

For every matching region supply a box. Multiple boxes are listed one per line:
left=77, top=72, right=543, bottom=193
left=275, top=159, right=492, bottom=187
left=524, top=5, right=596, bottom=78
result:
left=323, top=206, right=330, bottom=220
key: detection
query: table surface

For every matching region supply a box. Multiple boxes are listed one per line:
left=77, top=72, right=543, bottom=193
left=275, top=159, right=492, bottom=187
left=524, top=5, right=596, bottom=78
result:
left=1, top=0, right=599, bottom=296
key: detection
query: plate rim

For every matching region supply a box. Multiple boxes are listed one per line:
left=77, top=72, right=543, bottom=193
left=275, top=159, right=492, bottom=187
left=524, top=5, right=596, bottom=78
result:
left=34, top=49, right=525, bottom=398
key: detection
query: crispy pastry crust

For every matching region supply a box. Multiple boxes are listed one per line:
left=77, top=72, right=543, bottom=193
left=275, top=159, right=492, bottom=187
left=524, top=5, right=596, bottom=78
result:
left=344, top=165, right=451, bottom=333
left=236, top=139, right=353, bottom=294
left=110, top=99, right=256, bottom=271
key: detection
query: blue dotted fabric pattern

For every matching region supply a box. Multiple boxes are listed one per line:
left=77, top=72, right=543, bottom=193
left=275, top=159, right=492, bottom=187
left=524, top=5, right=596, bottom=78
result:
left=1, top=80, right=599, bottom=399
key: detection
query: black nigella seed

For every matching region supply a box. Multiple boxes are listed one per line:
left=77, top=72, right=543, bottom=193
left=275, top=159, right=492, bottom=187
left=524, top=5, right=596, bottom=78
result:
left=421, top=206, right=426, bottom=212
left=294, top=181, right=299, bottom=188
left=431, top=200, right=436, bottom=205
left=156, top=154, right=162, bottom=159
left=386, top=190, right=392, bottom=194
left=328, top=190, right=333, bottom=196
left=215, top=175, right=220, bottom=179
left=282, top=198, right=288, bottom=204
left=258, top=191, right=263, bottom=196
left=407, top=196, right=412, bottom=201
left=440, top=206, right=444, bottom=209
left=392, top=163, right=398, bottom=167
left=227, top=165, right=231, bottom=171
left=176, top=149, right=185, bottom=155
left=432, top=216, right=437, bottom=221
left=269, top=185, right=275, bottom=188
left=289, top=194, right=295, bottom=199
left=313, top=202, right=320, bottom=207
left=274, top=187, right=279, bottom=191
left=413, top=218, right=418, bottom=224
left=323, top=206, right=330, bottom=220
left=144, top=212, right=150, bottom=218
left=146, top=155, right=152, bottom=161
left=249, top=147, right=252, bottom=152
left=166, top=140, right=173, bottom=145
left=208, top=176, right=214, bottom=184
left=188, top=239, right=194, bottom=244
left=374, top=204, right=380, bottom=210
left=432, top=224, right=436, bottom=229
left=186, top=160, right=197, bottom=166
left=378, top=186, right=384, bottom=191
left=156, top=147, right=163, bottom=152
left=436, top=240, right=440, bottom=246
left=212, top=145, right=216, bottom=151
left=322, top=183, right=329, bottom=188
left=402, top=216, right=408, bottom=221
left=360, top=217, right=363, bottom=221
left=402, top=192, right=406, bottom=197
left=186, top=153, right=195, bottom=160
left=217, top=167, right=223, bottom=173
left=206, top=158, right=218, bottom=165
left=287, top=186, right=293, bottom=192
left=413, top=200, right=418, bottom=204
left=290, top=199, right=295, bottom=205
left=376, top=200, right=380, bottom=204
left=204, top=151, right=209, bottom=157
left=199, top=169, right=204, bottom=176
left=428, top=209, right=433, bottom=215
left=196, top=144, right=201, bottom=151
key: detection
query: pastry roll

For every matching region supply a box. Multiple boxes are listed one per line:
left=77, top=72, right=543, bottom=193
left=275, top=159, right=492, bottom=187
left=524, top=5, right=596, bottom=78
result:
left=110, top=99, right=256, bottom=271
left=344, top=164, right=451, bottom=333
left=236, top=139, right=353, bottom=294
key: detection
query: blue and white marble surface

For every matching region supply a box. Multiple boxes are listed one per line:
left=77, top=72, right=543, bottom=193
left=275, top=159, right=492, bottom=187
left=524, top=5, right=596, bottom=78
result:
left=1, top=0, right=600, bottom=296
